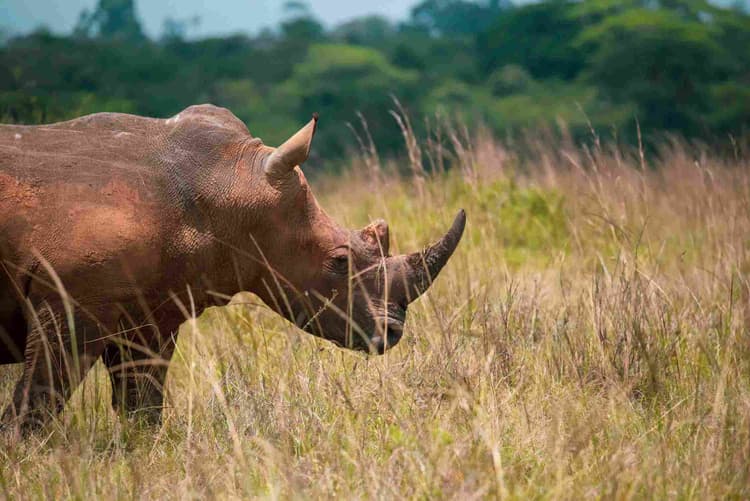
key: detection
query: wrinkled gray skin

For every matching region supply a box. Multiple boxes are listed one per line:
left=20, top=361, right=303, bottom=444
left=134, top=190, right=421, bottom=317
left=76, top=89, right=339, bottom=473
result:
left=0, top=104, right=465, bottom=434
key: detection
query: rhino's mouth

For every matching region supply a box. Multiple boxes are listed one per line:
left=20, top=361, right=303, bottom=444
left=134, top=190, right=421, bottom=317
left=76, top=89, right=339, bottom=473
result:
left=288, top=288, right=407, bottom=353
left=368, top=317, right=405, bottom=354
left=292, top=305, right=405, bottom=353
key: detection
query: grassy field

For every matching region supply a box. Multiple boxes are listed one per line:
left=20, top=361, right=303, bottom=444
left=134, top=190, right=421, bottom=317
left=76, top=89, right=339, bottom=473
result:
left=1, top=128, right=749, bottom=499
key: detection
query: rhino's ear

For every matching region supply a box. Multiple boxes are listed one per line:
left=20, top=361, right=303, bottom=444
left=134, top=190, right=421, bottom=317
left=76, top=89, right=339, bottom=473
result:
left=361, top=219, right=390, bottom=255
left=264, top=113, right=318, bottom=179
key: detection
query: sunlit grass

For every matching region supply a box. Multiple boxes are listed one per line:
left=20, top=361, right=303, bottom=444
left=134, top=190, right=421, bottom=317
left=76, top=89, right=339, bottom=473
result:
left=1, top=130, right=749, bottom=499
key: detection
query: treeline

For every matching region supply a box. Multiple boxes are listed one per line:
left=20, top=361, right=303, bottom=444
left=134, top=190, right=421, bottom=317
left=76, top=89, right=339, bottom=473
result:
left=1, top=0, right=749, bottom=161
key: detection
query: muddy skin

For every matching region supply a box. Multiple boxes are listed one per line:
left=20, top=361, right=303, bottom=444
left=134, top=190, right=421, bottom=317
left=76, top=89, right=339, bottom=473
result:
left=0, top=104, right=465, bottom=434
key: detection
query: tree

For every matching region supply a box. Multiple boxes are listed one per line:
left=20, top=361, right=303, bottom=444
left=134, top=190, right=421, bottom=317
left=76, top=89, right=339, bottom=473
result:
left=161, top=16, right=201, bottom=43
left=0, top=27, right=11, bottom=47
left=280, top=1, right=324, bottom=42
left=709, top=4, right=750, bottom=132
left=410, top=0, right=509, bottom=37
left=478, top=1, right=587, bottom=79
left=574, top=0, right=732, bottom=134
left=273, top=44, right=419, bottom=156
left=487, top=64, right=534, bottom=96
left=74, top=0, right=145, bottom=42
left=332, top=16, right=395, bottom=47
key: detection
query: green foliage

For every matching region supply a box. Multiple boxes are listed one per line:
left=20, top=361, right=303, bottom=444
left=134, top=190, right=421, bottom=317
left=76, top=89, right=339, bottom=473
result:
left=478, top=1, right=588, bottom=79
left=410, top=0, right=509, bottom=36
left=331, top=16, right=396, bottom=46
left=1, top=0, right=749, bottom=160
left=274, top=44, right=419, bottom=155
left=74, top=0, right=145, bottom=42
left=487, top=65, right=535, bottom=96
left=574, top=1, right=733, bottom=134
left=280, top=1, right=325, bottom=42
left=485, top=81, right=631, bottom=133
left=710, top=82, right=750, bottom=132
left=450, top=177, right=569, bottom=265
left=424, top=79, right=492, bottom=120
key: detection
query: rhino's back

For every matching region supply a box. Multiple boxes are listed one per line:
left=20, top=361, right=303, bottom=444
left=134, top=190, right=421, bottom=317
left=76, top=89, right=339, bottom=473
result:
left=0, top=112, right=161, bottom=182
left=0, top=105, right=250, bottom=298
left=0, top=104, right=250, bottom=183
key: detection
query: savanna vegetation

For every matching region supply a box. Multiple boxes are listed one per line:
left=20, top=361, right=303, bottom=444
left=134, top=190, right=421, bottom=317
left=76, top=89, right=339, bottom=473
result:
left=1, top=122, right=750, bottom=498
left=2, top=0, right=750, bottom=499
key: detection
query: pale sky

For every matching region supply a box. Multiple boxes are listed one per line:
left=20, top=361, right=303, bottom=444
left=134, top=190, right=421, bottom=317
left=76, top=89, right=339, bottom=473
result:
left=1, top=0, right=417, bottom=39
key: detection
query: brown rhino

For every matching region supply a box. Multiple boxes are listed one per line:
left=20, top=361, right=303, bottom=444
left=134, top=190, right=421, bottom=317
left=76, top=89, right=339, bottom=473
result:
left=0, top=104, right=465, bottom=432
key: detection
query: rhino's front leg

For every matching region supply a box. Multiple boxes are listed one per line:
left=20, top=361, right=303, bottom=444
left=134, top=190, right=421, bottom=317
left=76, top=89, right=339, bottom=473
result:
left=1, top=302, right=106, bottom=435
left=103, top=313, right=182, bottom=425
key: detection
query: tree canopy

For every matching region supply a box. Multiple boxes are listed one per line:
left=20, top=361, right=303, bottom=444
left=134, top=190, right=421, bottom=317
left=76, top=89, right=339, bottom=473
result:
left=1, top=0, right=748, bottom=162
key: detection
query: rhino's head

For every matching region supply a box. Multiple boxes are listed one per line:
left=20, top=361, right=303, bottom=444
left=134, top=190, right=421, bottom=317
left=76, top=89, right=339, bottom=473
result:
left=248, top=115, right=465, bottom=354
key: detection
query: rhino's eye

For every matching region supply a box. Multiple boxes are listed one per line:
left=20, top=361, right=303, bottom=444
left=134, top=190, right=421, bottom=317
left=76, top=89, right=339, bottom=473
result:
left=327, top=253, right=350, bottom=275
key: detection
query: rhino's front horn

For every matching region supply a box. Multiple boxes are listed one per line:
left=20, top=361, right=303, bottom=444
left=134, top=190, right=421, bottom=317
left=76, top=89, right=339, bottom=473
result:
left=264, top=113, right=319, bottom=179
left=403, top=209, right=466, bottom=301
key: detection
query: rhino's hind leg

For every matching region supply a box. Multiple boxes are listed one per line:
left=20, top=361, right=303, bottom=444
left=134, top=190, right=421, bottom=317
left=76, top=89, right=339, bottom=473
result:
left=103, top=315, right=181, bottom=425
left=0, top=302, right=105, bottom=434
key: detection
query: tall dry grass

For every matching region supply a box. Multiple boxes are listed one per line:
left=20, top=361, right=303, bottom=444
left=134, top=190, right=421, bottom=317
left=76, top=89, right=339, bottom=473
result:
left=1, top=123, right=749, bottom=499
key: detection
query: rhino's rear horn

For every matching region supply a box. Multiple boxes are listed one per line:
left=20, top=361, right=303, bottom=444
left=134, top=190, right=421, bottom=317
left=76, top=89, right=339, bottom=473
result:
left=264, top=113, right=319, bottom=179
left=405, top=209, right=466, bottom=301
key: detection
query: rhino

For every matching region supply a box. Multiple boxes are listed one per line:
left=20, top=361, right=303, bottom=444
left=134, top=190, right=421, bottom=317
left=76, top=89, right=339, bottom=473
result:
left=0, top=104, right=465, bottom=433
